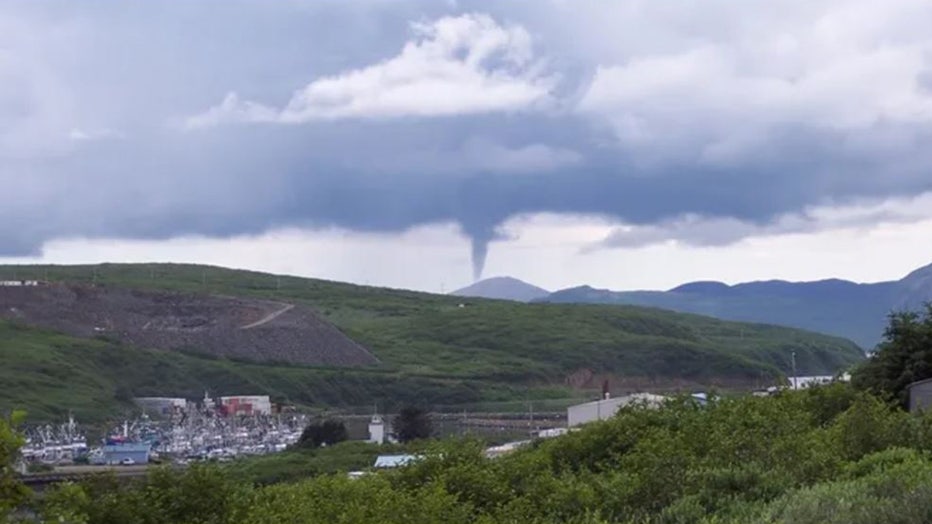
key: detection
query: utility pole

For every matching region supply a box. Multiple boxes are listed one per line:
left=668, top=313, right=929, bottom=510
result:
left=528, top=400, right=534, bottom=433
left=791, top=351, right=798, bottom=390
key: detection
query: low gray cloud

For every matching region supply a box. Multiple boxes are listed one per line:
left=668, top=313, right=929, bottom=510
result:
left=3, top=0, right=932, bottom=280
left=594, top=204, right=932, bottom=250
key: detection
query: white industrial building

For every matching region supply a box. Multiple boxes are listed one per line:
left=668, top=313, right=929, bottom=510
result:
left=0, top=280, right=41, bottom=286
left=567, top=393, right=667, bottom=427
left=788, top=375, right=831, bottom=389
left=368, top=414, right=386, bottom=444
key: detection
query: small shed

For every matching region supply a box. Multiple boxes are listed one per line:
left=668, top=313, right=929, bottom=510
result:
left=908, top=377, right=932, bottom=413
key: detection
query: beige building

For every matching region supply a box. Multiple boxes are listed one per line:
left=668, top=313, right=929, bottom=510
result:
left=567, top=393, right=666, bottom=427
left=908, top=378, right=932, bottom=413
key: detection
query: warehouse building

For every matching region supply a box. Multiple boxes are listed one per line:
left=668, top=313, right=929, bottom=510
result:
left=100, top=441, right=151, bottom=465
left=567, top=393, right=667, bottom=427
left=135, top=397, right=187, bottom=416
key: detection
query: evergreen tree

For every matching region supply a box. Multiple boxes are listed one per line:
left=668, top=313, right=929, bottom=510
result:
left=298, top=419, right=349, bottom=448
left=393, top=406, right=432, bottom=443
left=852, top=304, right=932, bottom=407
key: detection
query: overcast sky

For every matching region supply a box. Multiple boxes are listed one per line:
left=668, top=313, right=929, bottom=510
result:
left=3, top=0, right=932, bottom=292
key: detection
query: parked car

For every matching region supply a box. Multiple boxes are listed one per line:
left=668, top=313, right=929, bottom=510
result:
left=119, top=458, right=136, bottom=465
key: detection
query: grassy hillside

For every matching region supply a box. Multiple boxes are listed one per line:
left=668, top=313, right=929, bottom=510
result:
left=0, top=264, right=865, bottom=421
left=0, top=321, right=529, bottom=422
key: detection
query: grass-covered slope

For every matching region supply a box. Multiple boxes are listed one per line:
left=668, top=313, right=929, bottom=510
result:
left=0, top=321, right=505, bottom=422
left=0, top=264, right=865, bottom=421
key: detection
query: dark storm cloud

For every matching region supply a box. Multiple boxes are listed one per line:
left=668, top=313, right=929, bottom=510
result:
left=3, top=0, right=932, bottom=278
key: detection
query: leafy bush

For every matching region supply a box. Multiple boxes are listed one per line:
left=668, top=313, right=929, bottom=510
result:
left=0, top=410, right=29, bottom=520
left=753, top=449, right=932, bottom=524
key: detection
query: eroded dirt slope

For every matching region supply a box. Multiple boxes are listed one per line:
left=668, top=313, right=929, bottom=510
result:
left=0, top=283, right=378, bottom=367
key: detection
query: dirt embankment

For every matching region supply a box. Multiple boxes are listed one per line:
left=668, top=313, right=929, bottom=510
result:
left=564, top=368, right=763, bottom=393
left=0, top=283, right=378, bottom=367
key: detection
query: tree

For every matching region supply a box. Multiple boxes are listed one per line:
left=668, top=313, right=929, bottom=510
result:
left=298, top=419, right=349, bottom=448
left=393, top=406, right=432, bottom=443
left=852, top=304, right=932, bottom=407
left=1, top=410, right=30, bottom=519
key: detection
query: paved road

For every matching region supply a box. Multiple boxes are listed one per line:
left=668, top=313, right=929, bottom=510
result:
left=21, top=464, right=153, bottom=489
left=41, top=464, right=151, bottom=475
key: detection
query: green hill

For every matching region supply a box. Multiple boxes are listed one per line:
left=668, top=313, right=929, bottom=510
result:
left=0, top=264, right=865, bottom=421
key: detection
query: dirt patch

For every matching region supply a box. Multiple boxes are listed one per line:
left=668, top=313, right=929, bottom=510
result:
left=0, top=283, right=378, bottom=367
left=565, top=368, right=765, bottom=394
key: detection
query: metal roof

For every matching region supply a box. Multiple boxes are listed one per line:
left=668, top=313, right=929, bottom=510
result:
left=373, top=454, right=420, bottom=468
left=568, top=393, right=667, bottom=410
left=908, top=377, right=932, bottom=389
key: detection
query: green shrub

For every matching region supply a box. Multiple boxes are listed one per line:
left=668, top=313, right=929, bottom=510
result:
left=755, top=449, right=932, bottom=524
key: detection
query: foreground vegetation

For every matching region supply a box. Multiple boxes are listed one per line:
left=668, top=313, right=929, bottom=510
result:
left=2, top=308, right=926, bottom=523
left=226, top=440, right=411, bottom=486
left=5, top=385, right=930, bottom=524
left=0, top=264, right=864, bottom=421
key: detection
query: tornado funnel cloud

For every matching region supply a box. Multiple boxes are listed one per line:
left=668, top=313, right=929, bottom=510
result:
left=471, top=237, right=489, bottom=282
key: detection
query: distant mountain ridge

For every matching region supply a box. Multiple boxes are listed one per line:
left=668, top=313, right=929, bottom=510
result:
left=452, top=276, right=549, bottom=302
left=541, top=262, right=932, bottom=350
